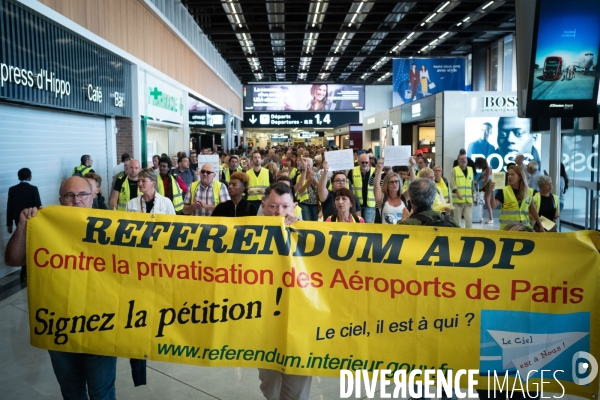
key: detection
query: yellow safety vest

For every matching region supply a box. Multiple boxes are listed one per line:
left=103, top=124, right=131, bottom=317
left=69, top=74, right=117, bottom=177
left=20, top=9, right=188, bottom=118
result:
left=247, top=168, right=270, bottom=201
left=295, top=205, right=302, bottom=217
left=156, top=174, right=184, bottom=213
left=435, top=179, right=450, bottom=203
left=452, top=166, right=473, bottom=204
left=223, top=167, right=243, bottom=183
left=434, top=188, right=445, bottom=208
left=117, top=177, right=141, bottom=211
left=288, top=167, right=298, bottom=180
left=189, top=180, right=224, bottom=207
left=297, top=188, right=309, bottom=203
left=533, top=192, right=560, bottom=219
left=352, top=166, right=376, bottom=208
left=499, top=186, right=534, bottom=230
left=72, top=165, right=92, bottom=177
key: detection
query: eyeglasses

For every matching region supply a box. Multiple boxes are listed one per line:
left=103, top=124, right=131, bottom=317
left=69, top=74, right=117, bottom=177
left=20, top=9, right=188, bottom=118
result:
left=61, top=192, right=92, bottom=201
left=388, top=180, right=400, bottom=185
left=333, top=179, right=347, bottom=184
left=200, top=170, right=214, bottom=175
left=360, top=161, right=370, bottom=164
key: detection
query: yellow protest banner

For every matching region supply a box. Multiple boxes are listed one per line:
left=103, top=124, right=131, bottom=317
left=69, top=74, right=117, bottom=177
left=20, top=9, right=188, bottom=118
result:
left=26, top=207, right=600, bottom=398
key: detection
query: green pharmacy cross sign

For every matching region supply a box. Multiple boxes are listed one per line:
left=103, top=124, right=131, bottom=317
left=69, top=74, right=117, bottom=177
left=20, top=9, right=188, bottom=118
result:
left=148, top=86, right=182, bottom=114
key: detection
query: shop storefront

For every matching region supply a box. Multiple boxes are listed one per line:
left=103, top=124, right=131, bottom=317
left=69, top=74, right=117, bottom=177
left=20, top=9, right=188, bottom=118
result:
left=400, top=94, right=438, bottom=164
left=0, top=0, right=132, bottom=276
left=189, top=96, right=228, bottom=153
left=139, top=70, right=186, bottom=166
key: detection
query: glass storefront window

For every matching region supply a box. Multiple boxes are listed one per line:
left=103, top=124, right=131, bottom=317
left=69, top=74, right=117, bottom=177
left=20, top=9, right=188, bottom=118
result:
left=561, top=130, right=599, bottom=228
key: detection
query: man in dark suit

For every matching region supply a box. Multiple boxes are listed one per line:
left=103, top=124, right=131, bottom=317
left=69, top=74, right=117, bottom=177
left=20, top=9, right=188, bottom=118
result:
left=6, top=168, right=42, bottom=282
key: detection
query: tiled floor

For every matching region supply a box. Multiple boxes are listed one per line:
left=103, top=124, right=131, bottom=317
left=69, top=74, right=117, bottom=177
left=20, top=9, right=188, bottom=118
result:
left=0, top=217, right=588, bottom=399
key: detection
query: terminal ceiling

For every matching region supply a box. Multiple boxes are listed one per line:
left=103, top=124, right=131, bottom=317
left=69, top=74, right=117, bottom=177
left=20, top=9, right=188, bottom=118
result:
left=181, top=0, right=516, bottom=85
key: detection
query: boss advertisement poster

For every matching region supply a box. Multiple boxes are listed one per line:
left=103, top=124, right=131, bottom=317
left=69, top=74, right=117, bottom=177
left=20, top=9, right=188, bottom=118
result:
left=392, top=58, right=466, bottom=107
left=243, top=84, right=364, bottom=111
left=464, top=117, right=541, bottom=172
left=527, top=0, right=600, bottom=117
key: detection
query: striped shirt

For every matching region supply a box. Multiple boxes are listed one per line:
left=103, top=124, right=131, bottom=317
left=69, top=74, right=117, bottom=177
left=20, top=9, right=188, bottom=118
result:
left=183, top=181, right=230, bottom=216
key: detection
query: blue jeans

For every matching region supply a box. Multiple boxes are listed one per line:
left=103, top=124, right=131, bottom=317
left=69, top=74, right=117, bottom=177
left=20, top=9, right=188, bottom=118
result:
left=299, top=203, right=319, bottom=221
left=49, top=351, right=117, bottom=400
left=361, top=206, right=375, bottom=223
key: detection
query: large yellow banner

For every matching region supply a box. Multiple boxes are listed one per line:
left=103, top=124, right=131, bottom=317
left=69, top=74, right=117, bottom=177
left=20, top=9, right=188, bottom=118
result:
left=27, top=207, right=600, bottom=397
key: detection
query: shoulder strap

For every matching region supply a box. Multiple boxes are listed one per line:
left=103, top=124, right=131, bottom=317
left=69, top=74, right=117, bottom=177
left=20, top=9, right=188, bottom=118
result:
left=352, top=214, right=360, bottom=223
left=412, top=213, right=435, bottom=225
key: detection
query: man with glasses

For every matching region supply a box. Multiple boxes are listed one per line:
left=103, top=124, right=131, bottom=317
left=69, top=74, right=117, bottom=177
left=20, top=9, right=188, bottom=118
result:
left=257, top=183, right=311, bottom=400
left=347, top=153, right=376, bottom=223
left=183, top=164, right=230, bottom=216
left=5, top=176, right=118, bottom=399
left=111, top=159, right=142, bottom=211
left=318, top=161, right=362, bottom=221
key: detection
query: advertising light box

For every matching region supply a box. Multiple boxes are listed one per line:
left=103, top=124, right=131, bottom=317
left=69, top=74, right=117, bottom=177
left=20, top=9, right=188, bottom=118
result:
left=526, top=0, right=600, bottom=117
left=393, top=58, right=466, bottom=107
left=243, top=84, right=365, bottom=111
left=464, top=116, right=541, bottom=172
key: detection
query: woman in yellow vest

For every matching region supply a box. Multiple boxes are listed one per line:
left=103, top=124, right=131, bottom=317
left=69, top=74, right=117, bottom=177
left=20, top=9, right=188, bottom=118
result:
left=532, top=175, right=560, bottom=232
left=325, top=187, right=365, bottom=223
left=281, top=157, right=298, bottom=180
left=490, top=165, right=544, bottom=231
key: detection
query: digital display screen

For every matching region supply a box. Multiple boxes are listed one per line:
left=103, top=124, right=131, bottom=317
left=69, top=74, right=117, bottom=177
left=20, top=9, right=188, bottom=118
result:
left=527, top=0, right=600, bottom=117
left=243, top=84, right=365, bottom=111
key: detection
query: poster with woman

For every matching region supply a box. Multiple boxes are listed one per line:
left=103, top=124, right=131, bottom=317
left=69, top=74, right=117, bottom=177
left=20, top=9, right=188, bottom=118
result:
left=392, top=58, right=466, bottom=106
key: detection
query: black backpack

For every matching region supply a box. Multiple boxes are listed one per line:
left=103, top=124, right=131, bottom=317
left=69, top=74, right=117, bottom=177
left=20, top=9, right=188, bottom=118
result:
left=410, top=212, right=458, bottom=227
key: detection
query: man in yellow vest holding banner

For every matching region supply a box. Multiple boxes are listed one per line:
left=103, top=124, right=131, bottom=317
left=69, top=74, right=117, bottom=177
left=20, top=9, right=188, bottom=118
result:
left=246, top=151, right=274, bottom=209
left=110, top=159, right=141, bottom=211
left=347, top=153, right=376, bottom=223
left=183, top=164, right=230, bottom=217
left=450, top=154, right=474, bottom=228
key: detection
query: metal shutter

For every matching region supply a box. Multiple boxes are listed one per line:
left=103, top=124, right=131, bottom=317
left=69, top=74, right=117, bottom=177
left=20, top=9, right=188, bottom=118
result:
left=0, top=103, right=108, bottom=277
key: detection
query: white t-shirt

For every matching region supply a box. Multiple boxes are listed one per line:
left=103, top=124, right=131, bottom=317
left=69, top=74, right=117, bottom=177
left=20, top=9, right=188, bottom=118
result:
left=381, top=200, right=406, bottom=224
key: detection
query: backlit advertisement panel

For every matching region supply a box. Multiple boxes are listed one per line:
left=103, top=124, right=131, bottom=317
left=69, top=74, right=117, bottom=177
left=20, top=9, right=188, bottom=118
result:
left=243, top=84, right=364, bottom=111
left=464, top=116, right=541, bottom=172
left=526, top=0, right=600, bottom=117
left=392, top=58, right=466, bottom=107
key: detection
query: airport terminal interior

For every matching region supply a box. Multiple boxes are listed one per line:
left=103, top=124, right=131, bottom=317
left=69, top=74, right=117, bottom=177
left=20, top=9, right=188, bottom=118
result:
left=0, top=0, right=599, bottom=399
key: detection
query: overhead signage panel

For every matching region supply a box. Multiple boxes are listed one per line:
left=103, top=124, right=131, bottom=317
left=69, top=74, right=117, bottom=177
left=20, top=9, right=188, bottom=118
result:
left=0, top=0, right=132, bottom=117
left=242, top=111, right=360, bottom=128
left=243, top=84, right=365, bottom=111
